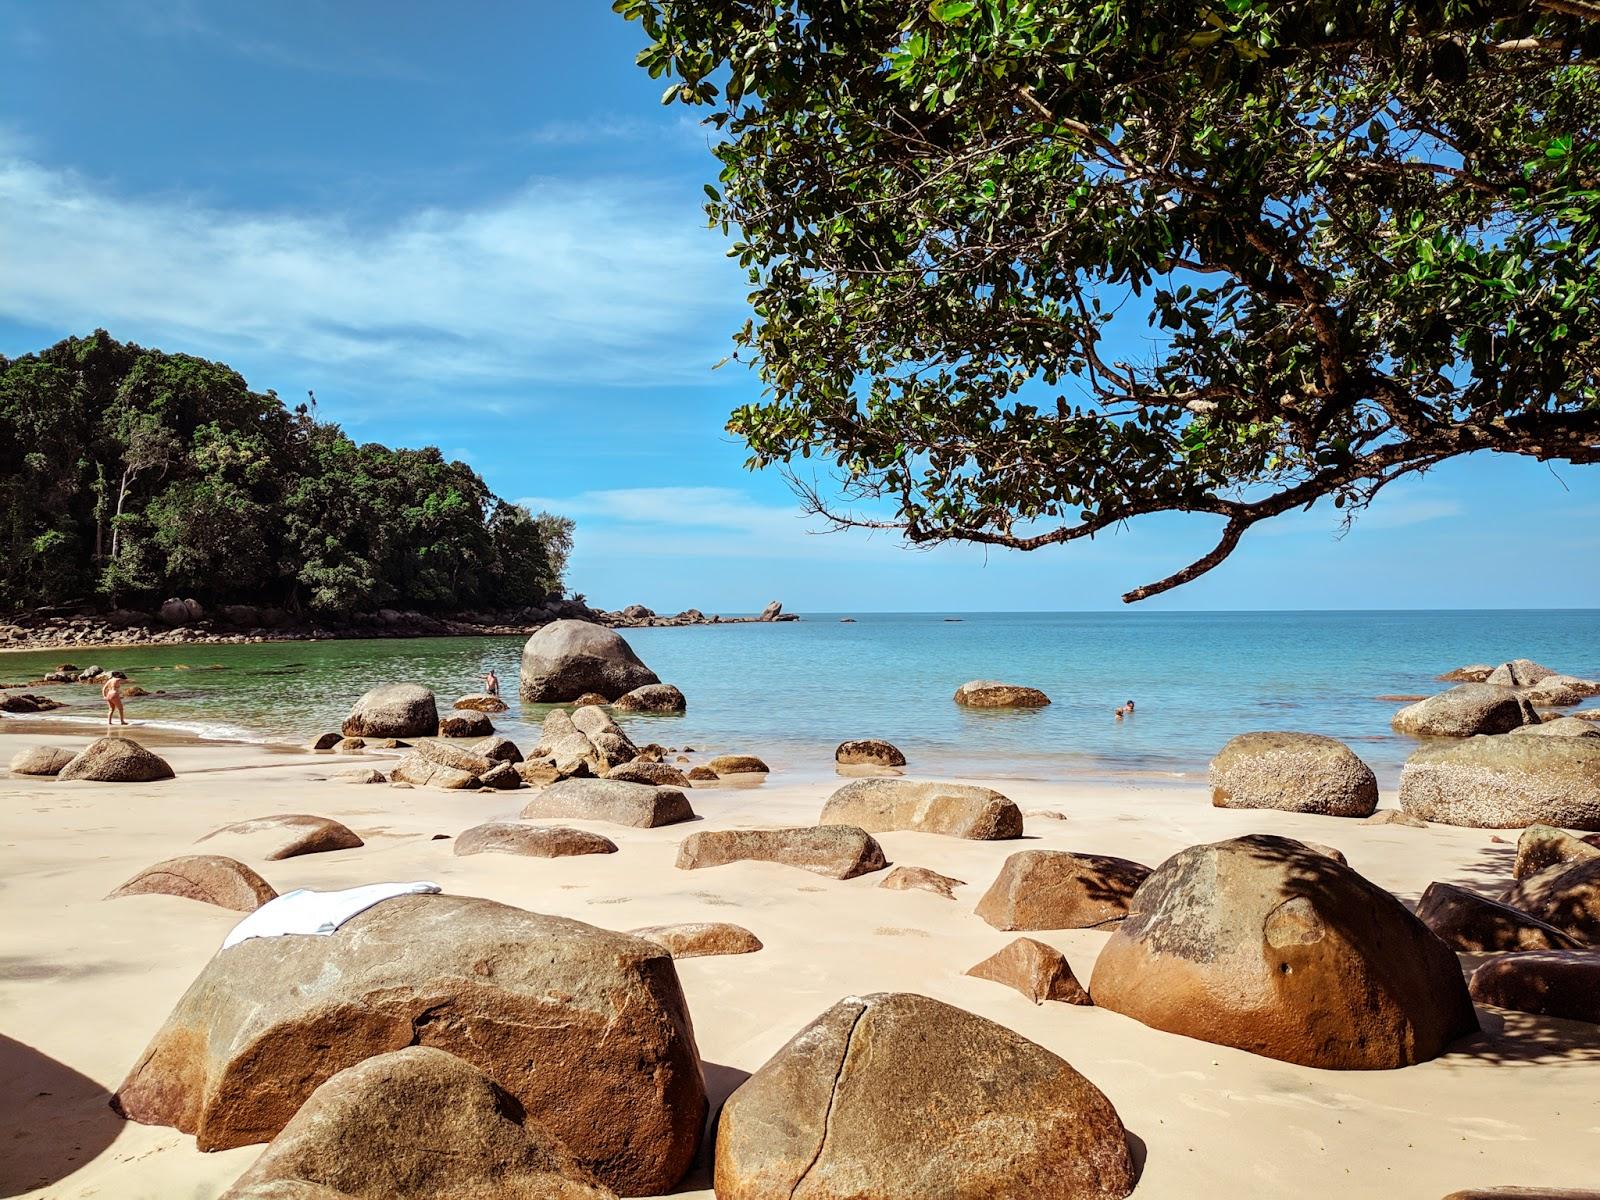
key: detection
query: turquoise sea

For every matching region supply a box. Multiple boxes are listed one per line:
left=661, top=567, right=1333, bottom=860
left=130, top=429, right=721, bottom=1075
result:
left=4, top=611, right=1597, bottom=787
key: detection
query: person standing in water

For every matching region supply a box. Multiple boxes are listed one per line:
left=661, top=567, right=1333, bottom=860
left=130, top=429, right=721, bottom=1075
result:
left=101, top=674, right=128, bottom=727
left=483, top=669, right=500, bottom=697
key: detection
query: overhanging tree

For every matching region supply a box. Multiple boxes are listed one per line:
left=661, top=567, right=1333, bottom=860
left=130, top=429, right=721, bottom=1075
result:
left=619, top=0, right=1600, bottom=599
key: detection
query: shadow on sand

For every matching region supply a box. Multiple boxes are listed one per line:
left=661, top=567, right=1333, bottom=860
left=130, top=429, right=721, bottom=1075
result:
left=0, top=1035, right=123, bottom=1198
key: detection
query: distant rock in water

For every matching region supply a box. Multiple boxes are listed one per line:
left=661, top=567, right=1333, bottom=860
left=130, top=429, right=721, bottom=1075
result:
left=341, top=683, right=439, bottom=739
left=453, top=692, right=509, bottom=713
left=1208, top=732, right=1378, bottom=818
left=519, top=620, right=659, bottom=703
left=1391, top=684, right=1537, bottom=738
left=437, top=711, right=493, bottom=738
left=835, top=738, right=906, bottom=767
left=612, top=683, right=687, bottom=714
left=953, top=679, right=1051, bottom=708
left=759, top=599, right=783, bottom=621
left=1486, top=658, right=1558, bottom=688
left=1438, top=663, right=1495, bottom=683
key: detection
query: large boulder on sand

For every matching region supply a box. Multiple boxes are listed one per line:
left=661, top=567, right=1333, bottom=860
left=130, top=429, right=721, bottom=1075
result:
left=629, top=922, right=762, bottom=958
left=1415, top=882, right=1582, bottom=952
left=453, top=822, right=618, bottom=858
left=820, top=777, right=1023, bottom=839
left=714, top=991, right=1134, bottom=1200
left=521, top=778, right=694, bottom=828
left=1468, top=951, right=1600, bottom=1025
left=111, top=894, right=706, bottom=1194
left=108, top=855, right=277, bottom=912
left=966, top=937, right=1092, bottom=1005
left=676, top=826, right=887, bottom=879
left=1208, top=732, right=1378, bottom=817
left=222, top=1048, right=614, bottom=1199
left=8, top=745, right=75, bottom=776
left=975, top=850, right=1151, bottom=931
left=1502, top=858, right=1600, bottom=945
left=1399, top=735, right=1600, bottom=829
left=1513, top=825, right=1600, bottom=880
left=570, top=706, right=638, bottom=770
left=613, top=683, right=687, bottom=714
left=389, top=753, right=480, bottom=790
left=1089, top=834, right=1479, bottom=1068
left=196, top=815, right=363, bottom=861
left=953, top=679, right=1051, bottom=708
left=519, top=621, right=659, bottom=703
left=1391, top=684, right=1537, bottom=738
left=340, top=684, right=438, bottom=739
left=57, top=736, right=174, bottom=782
left=608, top=760, right=691, bottom=788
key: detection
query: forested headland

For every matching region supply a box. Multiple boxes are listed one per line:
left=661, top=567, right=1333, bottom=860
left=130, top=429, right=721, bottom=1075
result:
left=0, top=331, right=573, bottom=619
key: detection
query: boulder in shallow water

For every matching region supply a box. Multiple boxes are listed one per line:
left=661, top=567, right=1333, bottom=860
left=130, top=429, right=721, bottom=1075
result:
left=1513, top=825, right=1600, bottom=881
left=1391, top=684, right=1537, bottom=738
left=1486, top=659, right=1559, bottom=689
left=453, top=821, right=617, bottom=858
left=1502, top=858, right=1600, bottom=945
left=437, top=711, right=493, bottom=739
left=975, top=850, right=1151, bottom=931
left=675, top=825, right=886, bottom=879
left=967, top=937, right=1092, bottom=1005
left=1468, top=951, right=1600, bottom=1025
left=109, top=854, right=277, bottom=912
left=1439, top=664, right=1495, bottom=683
left=953, top=679, right=1051, bottom=708
left=628, top=922, right=762, bottom=958
left=57, top=736, right=174, bottom=782
left=111, top=893, right=706, bottom=1194
left=8, top=745, right=74, bottom=776
left=340, top=684, right=438, bottom=739
left=1399, top=735, right=1600, bottom=830
left=878, top=865, right=965, bottom=899
left=1208, top=731, right=1378, bottom=817
left=835, top=738, right=907, bottom=768
left=714, top=992, right=1134, bottom=1200
left=453, top=692, right=509, bottom=713
left=1415, top=881, right=1582, bottom=952
left=220, top=1046, right=614, bottom=1200
left=706, top=753, right=769, bottom=776
left=521, top=778, right=694, bottom=828
left=1089, top=834, right=1479, bottom=1069
left=197, top=814, right=363, bottom=861
left=612, top=683, right=687, bottom=714
left=519, top=620, right=659, bottom=703
left=821, top=777, right=1022, bottom=839
left=1520, top=675, right=1600, bottom=707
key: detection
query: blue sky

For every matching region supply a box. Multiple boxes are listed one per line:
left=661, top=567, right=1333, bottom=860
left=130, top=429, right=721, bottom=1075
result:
left=2, top=1, right=1595, bottom=612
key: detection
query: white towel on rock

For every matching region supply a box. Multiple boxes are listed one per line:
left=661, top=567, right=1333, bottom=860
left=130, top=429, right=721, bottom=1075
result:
left=222, top=880, right=441, bottom=950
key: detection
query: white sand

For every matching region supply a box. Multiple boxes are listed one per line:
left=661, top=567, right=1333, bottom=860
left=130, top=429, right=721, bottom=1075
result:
left=2, top=727, right=1596, bottom=1199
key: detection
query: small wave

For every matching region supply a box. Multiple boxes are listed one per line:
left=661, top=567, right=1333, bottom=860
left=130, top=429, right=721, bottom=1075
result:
left=30, top=712, right=270, bottom=745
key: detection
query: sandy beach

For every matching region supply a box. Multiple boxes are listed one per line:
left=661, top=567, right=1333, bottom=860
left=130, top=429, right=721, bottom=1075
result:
left=2, top=721, right=1596, bottom=1200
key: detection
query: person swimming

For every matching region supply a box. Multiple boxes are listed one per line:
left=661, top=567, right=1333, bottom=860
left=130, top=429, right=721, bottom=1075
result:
left=101, top=674, right=128, bottom=727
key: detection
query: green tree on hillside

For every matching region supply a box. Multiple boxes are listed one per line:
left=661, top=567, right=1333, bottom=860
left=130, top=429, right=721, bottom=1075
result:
left=621, top=0, right=1600, bottom=599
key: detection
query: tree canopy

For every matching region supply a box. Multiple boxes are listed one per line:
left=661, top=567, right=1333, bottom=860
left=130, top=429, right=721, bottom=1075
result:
left=620, top=0, right=1600, bottom=599
left=0, top=331, right=572, bottom=616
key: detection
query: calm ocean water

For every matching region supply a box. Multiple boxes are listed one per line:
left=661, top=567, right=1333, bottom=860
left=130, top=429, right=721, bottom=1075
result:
left=4, top=611, right=1597, bottom=786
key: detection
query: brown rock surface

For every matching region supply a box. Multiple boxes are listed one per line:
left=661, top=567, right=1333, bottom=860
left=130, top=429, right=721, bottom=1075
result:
left=607, top=760, right=692, bottom=788
left=111, top=894, right=706, bottom=1195
left=953, top=679, right=1051, bottom=708
left=1399, top=735, right=1600, bottom=830
left=1367, top=809, right=1429, bottom=828
left=975, top=850, right=1151, bottom=931
left=877, top=865, right=965, bottom=899
left=686, top=765, right=717, bottom=781
left=1089, top=834, right=1479, bottom=1069
left=8, top=744, right=75, bottom=776
left=1442, top=1189, right=1600, bottom=1199
left=707, top=754, right=769, bottom=775
left=454, top=822, right=618, bottom=858
left=453, top=692, right=510, bottom=713
left=437, top=711, right=493, bottom=738
left=1513, top=825, right=1600, bottom=880
left=340, top=683, right=438, bottom=739
left=613, top=683, right=687, bottom=714
left=628, top=922, right=762, bottom=958
left=675, top=826, right=887, bottom=880
left=221, top=1047, right=613, bottom=1199
left=821, top=777, right=1023, bottom=840
left=472, top=734, right=524, bottom=763
left=57, top=736, right=175, bottom=782
left=713, top=992, right=1133, bottom=1200
left=1208, top=732, right=1378, bottom=817
left=570, top=705, right=638, bottom=770
left=333, top=768, right=386, bottom=785
left=1415, top=881, right=1582, bottom=952
left=1486, top=659, right=1559, bottom=689
left=306, top=733, right=341, bottom=751
left=534, top=709, right=600, bottom=776
left=1438, top=664, right=1495, bottom=683
left=197, top=814, right=363, bottom=861
left=1468, top=951, right=1600, bottom=1025
left=521, top=778, right=694, bottom=828
left=834, top=739, right=907, bottom=767
left=1502, top=858, right=1600, bottom=945
left=108, top=854, right=277, bottom=912
left=519, top=620, right=660, bottom=703
left=967, top=937, right=1092, bottom=1005
left=1391, top=685, right=1537, bottom=738
left=389, top=753, right=480, bottom=790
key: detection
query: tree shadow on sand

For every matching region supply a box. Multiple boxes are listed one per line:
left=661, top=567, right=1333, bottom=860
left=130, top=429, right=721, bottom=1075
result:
left=0, top=1035, right=124, bottom=1198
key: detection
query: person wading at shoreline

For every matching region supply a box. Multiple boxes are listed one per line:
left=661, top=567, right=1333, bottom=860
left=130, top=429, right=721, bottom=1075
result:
left=102, top=674, right=128, bottom=728
left=483, top=669, right=500, bottom=698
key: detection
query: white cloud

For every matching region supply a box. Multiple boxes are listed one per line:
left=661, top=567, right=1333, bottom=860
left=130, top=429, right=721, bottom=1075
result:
left=0, top=151, right=743, bottom=392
